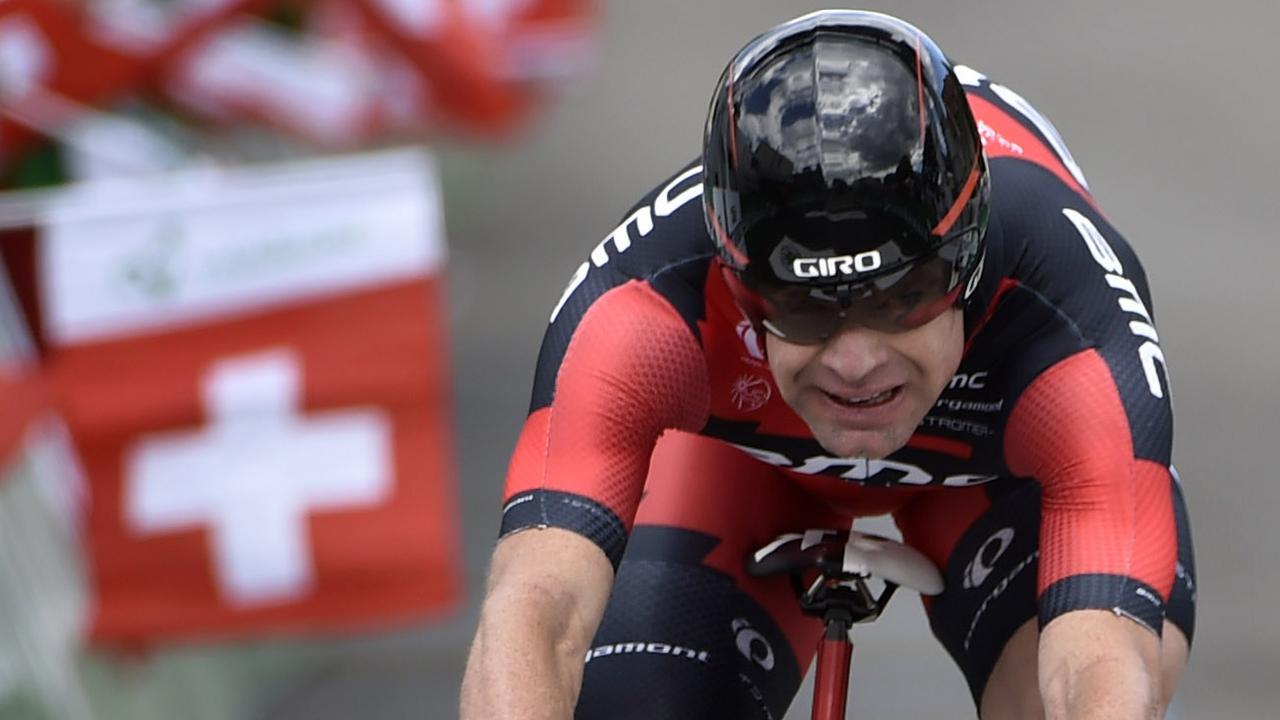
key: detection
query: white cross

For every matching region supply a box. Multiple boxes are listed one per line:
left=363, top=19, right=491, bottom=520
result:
left=124, top=348, right=393, bottom=608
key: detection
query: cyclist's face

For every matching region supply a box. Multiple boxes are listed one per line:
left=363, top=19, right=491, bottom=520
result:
left=766, top=305, right=964, bottom=459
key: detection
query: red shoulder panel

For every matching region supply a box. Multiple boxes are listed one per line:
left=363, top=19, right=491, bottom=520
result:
left=504, top=280, right=711, bottom=526
left=1005, top=350, right=1176, bottom=599
left=967, top=95, right=1095, bottom=209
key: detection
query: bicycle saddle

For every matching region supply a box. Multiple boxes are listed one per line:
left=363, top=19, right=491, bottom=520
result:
left=748, top=529, right=944, bottom=596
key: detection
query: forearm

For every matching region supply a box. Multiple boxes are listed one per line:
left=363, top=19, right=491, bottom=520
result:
left=460, top=529, right=613, bottom=720
left=1039, top=610, right=1162, bottom=720
left=1040, top=651, right=1157, bottom=720
left=461, top=585, right=591, bottom=720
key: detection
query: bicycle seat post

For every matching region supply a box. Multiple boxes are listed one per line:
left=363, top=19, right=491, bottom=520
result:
left=813, top=593, right=855, bottom=720
left=747, top=530, right=942, bottom=720
left=804, top=580, right=884, bottom=720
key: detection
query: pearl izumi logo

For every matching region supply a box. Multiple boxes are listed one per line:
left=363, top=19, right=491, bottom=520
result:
left=732, top=618, right=775, bottom=671
left=964, top=549, right=1038, bottom=651
left=963, top=528, right=1015, bottom=589
left=735, top=320, right=766, bottom=362
left=792, top=251, right=882, bottom=279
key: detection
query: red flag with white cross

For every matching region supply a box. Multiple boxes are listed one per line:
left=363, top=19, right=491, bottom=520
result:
left=1, top=251, right=44, bottom=469
left=0, top=347, right=46, bottom=473
left=36, top=150, right=461, bottom=645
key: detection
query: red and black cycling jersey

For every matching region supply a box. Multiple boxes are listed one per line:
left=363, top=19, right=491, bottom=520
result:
left=500, top=67, right=1179, bottom=633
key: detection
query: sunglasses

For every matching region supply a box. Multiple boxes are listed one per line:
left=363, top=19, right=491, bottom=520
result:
left=723, top=247, right=972, bottom=344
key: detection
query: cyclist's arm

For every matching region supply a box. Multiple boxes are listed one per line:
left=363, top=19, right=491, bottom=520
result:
left=1038, top=609, right=1161, bottom=719
left=460, top=527, right=612, bottom=720
left=462, top=278, right=711, bottom=717
left=1005, top=350, right=1177, bottom=719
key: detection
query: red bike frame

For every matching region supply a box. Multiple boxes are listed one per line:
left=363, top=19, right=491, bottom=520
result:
left=812, top=622, right=854, bottom=720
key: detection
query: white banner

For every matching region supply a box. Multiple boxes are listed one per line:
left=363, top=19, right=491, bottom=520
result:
left=37, top=148, right=445, bottom=346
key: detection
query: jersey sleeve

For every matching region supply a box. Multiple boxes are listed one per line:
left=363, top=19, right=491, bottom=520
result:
left=500, top=279, right=711, bottom=569
left=1005, top=348, right=1177, bottom=634
left=996, top=199, right=1180, bottom=635
left=975, top=77, right=1181, bottom=632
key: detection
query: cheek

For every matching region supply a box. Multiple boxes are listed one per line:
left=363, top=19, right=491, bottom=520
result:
left=918, top=310, right=966, bottom=388
left=880, top=310, right=966, bottom=409
left=764, top=334, right=811, bottom=391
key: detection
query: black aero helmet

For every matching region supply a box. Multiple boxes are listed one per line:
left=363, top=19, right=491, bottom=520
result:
left=703, top=11, right=990, bottom=341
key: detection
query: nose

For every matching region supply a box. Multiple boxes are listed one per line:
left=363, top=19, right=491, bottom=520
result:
left=815, top=322, right=890, bottom=384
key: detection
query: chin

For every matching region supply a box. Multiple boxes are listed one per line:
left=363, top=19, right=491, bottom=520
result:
left=812, top=424, right=911, bottom=460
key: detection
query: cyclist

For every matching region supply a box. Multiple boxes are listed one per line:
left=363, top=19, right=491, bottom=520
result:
left=461, top=10, right=1195, bottom=720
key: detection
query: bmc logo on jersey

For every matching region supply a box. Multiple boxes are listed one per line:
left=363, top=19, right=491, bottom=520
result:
left=792, top=251, right=882, bottom=279
left=730, top=442, right=997, bottom=487
left=1062, top=208, right=1169, bottom=399
left=550, top=166, right=703, bottom=323
left=948, top=372, right=989, bottom=391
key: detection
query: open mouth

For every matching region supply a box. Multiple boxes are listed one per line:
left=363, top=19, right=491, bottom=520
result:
left=822, top=386, right=901, bottom=408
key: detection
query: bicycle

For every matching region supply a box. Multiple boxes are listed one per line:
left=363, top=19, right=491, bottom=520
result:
left=749, top=529, right=944, bottom=720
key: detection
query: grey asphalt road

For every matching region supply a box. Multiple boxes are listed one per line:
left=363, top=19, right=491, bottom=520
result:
left=261, top=1, right=1280, bottom=718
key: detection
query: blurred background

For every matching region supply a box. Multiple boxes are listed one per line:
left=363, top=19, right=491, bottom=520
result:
left=1, top=1, right=1277, bottom=718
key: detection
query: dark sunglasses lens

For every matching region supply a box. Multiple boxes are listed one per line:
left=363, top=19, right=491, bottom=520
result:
left=754, top=255, right=961, bottom=342
left=760, top=312, right=842, bottom=344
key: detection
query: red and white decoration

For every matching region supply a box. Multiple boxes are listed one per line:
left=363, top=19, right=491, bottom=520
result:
left=34, top=149, right=462, bottom=645
left=0, top=0, right=596, bottom=162
left=0, top=357, right=45, bottom=470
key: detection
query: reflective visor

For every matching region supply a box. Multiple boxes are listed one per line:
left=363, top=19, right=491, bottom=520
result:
left=724, top=231, right=979, bottom=343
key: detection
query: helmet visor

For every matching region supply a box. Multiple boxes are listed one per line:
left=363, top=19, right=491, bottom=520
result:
left=725, top=231, right=979, bottom=343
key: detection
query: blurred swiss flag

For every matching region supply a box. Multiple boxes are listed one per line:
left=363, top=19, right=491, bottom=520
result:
left=0, top=355, right=46, bottom=470
left=0, top=255, right=44, bottom=469
left=35, top=149, right=462, bottom=645
left=0, top=0, right=596, bottom=161
left=166, top=0, right=599, bottom=142
left=0, top=0, right=146, bottom=164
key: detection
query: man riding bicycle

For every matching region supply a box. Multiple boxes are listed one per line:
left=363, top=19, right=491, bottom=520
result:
left=461, top=10, right=1196, bottom=719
